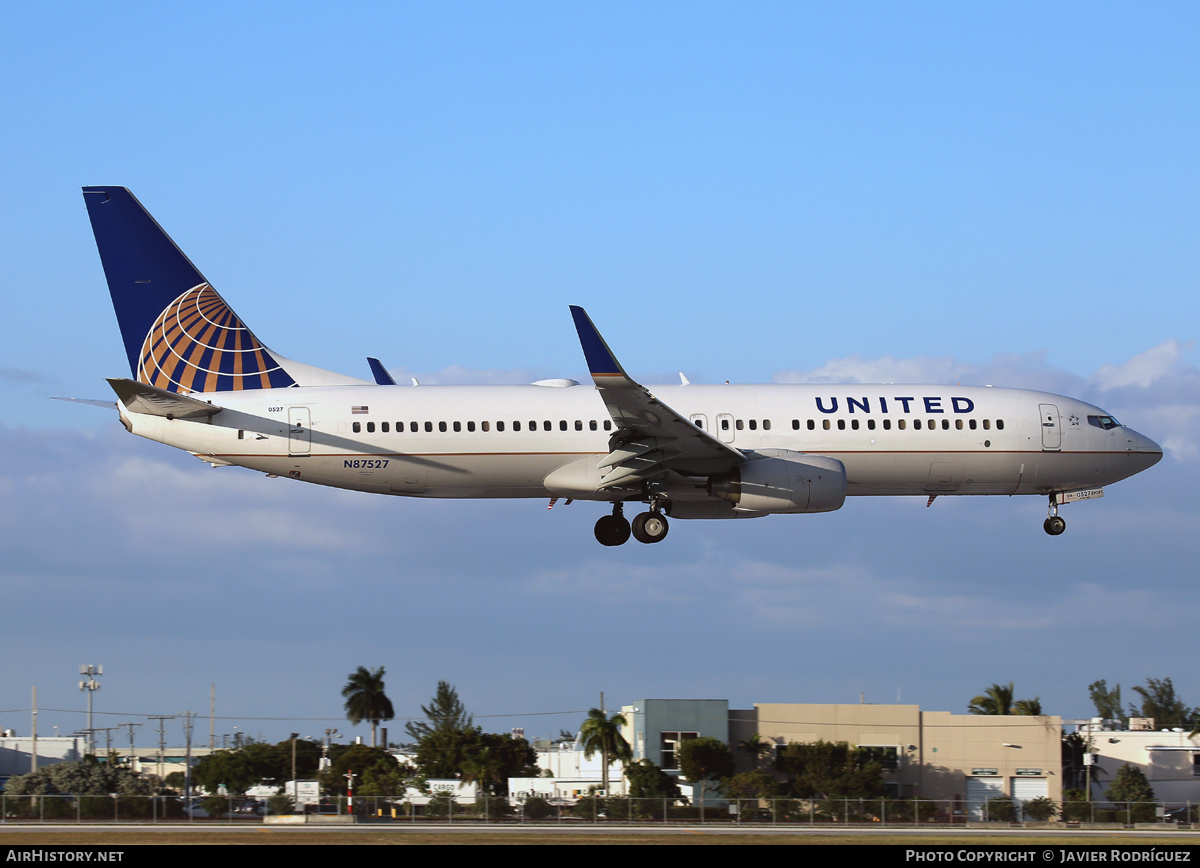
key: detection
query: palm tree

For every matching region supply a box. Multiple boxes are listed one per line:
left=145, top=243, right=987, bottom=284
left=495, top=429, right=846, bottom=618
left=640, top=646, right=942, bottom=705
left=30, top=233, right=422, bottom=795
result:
left=968, top=683, right=1015, bottom=715
left=579, top=708, right=632, bottom=795
left=969, top=683, right=1043, bottom=716
left=1013, top=697, right=1044, bottom=716
left=342, top=666, right=395, bottom=747
left=738, top=733, right=773, bottom=768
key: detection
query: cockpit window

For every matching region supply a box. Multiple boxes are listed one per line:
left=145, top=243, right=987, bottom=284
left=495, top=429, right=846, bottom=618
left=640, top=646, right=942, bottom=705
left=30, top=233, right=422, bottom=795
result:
left=1088, top=415, right=1121, bottom=430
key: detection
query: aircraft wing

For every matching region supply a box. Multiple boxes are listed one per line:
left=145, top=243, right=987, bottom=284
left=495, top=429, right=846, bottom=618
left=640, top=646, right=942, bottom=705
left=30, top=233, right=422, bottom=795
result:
left=107, top=378, right=223, bottom=419
left=570, top=306, right=744, bottom=488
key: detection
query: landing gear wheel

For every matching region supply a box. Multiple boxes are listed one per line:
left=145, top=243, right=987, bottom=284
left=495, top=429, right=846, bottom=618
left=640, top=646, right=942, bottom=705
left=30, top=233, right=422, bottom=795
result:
left=631, top=511, right=669, bottom=544
left=594, top=514, right=631, bottom=546
left=1043, top=516, right=1066, bottom=536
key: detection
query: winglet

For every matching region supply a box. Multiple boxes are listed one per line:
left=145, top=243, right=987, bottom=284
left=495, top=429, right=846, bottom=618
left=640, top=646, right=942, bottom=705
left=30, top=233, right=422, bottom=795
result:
left=367, top=357, right=397, bottom=385
left=569, top=306, right=633, bottom=386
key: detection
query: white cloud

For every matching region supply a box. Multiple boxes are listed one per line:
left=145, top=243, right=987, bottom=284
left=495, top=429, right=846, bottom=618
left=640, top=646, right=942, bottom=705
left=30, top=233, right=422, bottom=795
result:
left=1089, top=340, right=1195, bottom=392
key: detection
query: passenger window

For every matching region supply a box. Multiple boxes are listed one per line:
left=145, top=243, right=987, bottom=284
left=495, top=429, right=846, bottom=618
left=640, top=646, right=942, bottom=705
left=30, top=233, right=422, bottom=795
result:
left=851, top=419, right=859, bottom=430
left=736, top=419, right=744, bottom=430
left=882, top=419, right=891, bottom=430
left=823, top=419, right=831, bottom=430
left=453, top=421, right=462, bottom=432
left=763, top=419, right=771, bottom=431
left=590, top=420, right=598, bottom=431
left=807, top=419, right=815, bottom=431
left=983, top=419, right=991, bottom=430
left=559, top=420, right=567, bottom=431
left=837, top=419, right=845, bottom=430
left=381, top=422, right=389, bottom=433
left=482, top=421, right=490, bottom=432
left=969, top=419, right=977, bottom=430
left=496, top=421, right=504, bottom=432
left=513, top=421, right=521, bottom=431
left=439, top=421, right=447, bottom=433
left=914, top=419, right=922, bottom=430
left=425, top=422, right=432, bottom=433
left=955, top=419, right=963, bottom=430
left=604, top=420, right=612, bottom=431
left=353, top=422, right=361, bottom=433
left=544, top=421, right=552, bottom=431
left=867, top=419, right=875, bottom=430
left=996, top=419, right=1005, bottom=430
left=898, top=419, right=906, bottom=430
left=468, top=421, right=476, bottom=432
left=941, top=419, right=949, bottom=430
left=575, top=420, right=583, bottom=431
left=748, top=419, right=757, bottom=430
left=792, top=419, right=800, bottom=430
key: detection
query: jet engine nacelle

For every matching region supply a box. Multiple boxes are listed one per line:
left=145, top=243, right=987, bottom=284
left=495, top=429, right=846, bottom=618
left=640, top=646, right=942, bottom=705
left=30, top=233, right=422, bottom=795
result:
left=708, top=450, right=846, bottom=514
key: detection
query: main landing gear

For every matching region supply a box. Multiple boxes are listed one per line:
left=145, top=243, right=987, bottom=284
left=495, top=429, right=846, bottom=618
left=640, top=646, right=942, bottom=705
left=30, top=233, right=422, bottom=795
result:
left=593, top=502, right=669, bottom=546
left=1044, top=495, right=1066, bottom=536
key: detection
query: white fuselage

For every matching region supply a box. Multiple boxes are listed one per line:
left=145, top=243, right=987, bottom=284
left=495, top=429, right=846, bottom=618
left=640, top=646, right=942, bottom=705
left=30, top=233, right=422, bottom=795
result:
left=117, top=381, right=1162, bottom=507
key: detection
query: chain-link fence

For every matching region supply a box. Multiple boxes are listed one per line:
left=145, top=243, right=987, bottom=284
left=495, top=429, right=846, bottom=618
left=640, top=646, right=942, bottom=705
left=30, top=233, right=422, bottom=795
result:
left=1, top=794, right=1195, bottom=825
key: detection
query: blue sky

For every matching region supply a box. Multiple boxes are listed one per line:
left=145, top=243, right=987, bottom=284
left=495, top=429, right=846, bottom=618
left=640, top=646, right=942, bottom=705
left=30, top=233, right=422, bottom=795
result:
left=1, top=2, right=1198, bottom=750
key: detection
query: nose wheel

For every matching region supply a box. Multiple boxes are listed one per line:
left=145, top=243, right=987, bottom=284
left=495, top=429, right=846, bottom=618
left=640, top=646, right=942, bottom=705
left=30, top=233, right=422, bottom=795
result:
left=1044, top=495, right=1066, bottom=536
left=594, top=503, right=631, bottom=546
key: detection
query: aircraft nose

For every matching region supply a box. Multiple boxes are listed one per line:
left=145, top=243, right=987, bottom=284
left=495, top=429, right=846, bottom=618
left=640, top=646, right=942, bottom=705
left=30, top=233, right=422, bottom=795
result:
left=1127, top=429, right=1163, bottom=468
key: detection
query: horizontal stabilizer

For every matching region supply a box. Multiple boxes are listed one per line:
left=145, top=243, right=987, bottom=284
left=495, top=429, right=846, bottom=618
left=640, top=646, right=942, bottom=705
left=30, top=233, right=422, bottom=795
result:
left=107, top=378, right=222, bottom=419
left=49, top=396, right=117, bottom=410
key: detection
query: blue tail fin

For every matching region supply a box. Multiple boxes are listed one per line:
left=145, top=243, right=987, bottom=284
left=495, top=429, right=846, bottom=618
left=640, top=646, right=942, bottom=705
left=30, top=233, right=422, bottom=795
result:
left=82, top=187, right=296, bottom=393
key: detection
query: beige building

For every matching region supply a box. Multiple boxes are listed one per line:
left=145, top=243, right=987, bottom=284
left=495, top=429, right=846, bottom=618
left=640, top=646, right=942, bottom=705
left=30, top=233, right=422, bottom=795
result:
left=732, top=703, right=1062, bottom=816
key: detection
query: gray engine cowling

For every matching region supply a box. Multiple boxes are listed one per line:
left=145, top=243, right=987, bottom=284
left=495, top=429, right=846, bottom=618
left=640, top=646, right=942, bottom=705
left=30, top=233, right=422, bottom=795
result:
left=708, top=450, right=846, bottom=514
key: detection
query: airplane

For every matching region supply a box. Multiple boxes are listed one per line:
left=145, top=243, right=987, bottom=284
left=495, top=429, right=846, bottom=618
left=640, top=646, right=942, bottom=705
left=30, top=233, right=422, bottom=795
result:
left=79, top=186, right=1163, bottom=546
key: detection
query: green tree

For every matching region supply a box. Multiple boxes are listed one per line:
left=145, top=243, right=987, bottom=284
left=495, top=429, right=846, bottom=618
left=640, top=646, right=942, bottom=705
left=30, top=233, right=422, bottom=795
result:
left=737, top=733, right=773, bottom=768
left=774, top=740, right=887, bottom=799
left=318, top=743, right=414, bottom=799
left=191, top=738, right=322, bottom=795
left=1013, top=697, right=1044, bottom=716
left=5, top=756, right=154, bottom=797
left=1105, top=763, right=1157, bottom=822
left=677, top=737, right=735, bottom=809
left=1129, top=678, right=1196, bottom=727
left=578, top=708, right=632, bottom=795
left=722, top=768, right=783, bottom=800
left=968, top=683, right=1014, bottom=715
left=1088, top=679, right=1128, bottom=726
left=968, top=683, right=1043, bottom=715
left=342, top=666, right=395, bottom=748
left=625, top=758, right=681, bottom=800
left=405, top=681, right=473, bottom=743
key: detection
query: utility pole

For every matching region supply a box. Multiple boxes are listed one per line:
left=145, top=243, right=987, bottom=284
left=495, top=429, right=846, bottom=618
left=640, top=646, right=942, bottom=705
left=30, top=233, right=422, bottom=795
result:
left=79, top=665, right=102, bottom=755
left=148, top=716, right=174, bottom=787
left=181, top=712, right=195, bottom=800
left=120, top=722, right=142, bottom=772
left=30, top=687, right=37, bottom=774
